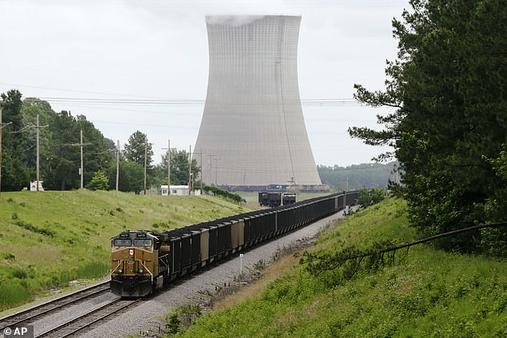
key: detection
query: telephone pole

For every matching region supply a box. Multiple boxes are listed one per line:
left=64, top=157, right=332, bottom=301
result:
left=36, top=114, right=40, bottom=191
left=116, top=140, right=120, bottom=191
left=80, top=130, right=84, bottom=189
left=200, top=151, right=203, bottom=193
left=64, top=129, right=91, bottom=189
left=188, top=145, right=192, bottom=195
left=161, top=139, right=171, bottom=196
left=143, top=142, right=148, bottom=195
left=167, top=140, right=171, bottom=196
left=208, top=154, right=217, bottom=186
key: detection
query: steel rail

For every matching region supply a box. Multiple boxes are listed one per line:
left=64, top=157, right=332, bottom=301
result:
left=36, top=298, right=141, bottom=338
left=0, top=281, right=110, bottom=331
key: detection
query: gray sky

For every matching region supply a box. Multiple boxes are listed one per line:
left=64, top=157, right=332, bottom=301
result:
left=0, top=0, right=407, bottom=166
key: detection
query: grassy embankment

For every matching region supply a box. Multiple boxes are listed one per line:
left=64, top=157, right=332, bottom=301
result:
left=0, top=190, right=249, bottom=312
left=175, top=198, right=507, bottom=337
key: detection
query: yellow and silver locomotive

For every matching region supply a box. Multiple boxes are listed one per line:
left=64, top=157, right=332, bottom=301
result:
left=110, top=231, right=170, bottom=297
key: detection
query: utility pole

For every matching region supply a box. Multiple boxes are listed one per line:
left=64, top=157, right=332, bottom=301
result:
left=188, top=145, right=192, bottom=195
left=143, top=142, right=148, bottom=195
left=115, top=140, right=120, bottom=191
left=80, top=130, right=84, bottom=189
left=64, top=129, right=91, bottom=189
left=163, top=142, right=172, bottom=226
left=200, top=151, right=203, bottom=193
left=161, top=139, right=171, bottom=196
left=36, top=114, right=40, bottom=191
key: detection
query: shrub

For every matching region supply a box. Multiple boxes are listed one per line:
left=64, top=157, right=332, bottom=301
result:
left=202, top=185, right=246, bottom=203
left=14, top=220, right=55, bottom=237
left=358, top=188, right=385, bottom=207
left=165, top=304, right=202, bottom=336
left=86, top=170, right=109, bottom=191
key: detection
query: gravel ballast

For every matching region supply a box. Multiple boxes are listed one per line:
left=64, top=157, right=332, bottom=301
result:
left=80, top=211, right=347, bottom=338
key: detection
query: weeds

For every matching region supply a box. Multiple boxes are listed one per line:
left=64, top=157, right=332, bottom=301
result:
left=165, top=305, right=202, bottom=336
left=13, top=220, right=55, bottom=237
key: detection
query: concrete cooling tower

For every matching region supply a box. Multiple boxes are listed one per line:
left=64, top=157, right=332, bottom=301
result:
left=194, top=15, right=322, bottom=189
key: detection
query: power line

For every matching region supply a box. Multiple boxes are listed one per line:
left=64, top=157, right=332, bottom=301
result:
left=36, top=97, right=358, bottom=106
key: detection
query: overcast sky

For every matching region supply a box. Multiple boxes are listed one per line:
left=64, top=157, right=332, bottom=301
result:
left=0, top=0, right=408, bottom=166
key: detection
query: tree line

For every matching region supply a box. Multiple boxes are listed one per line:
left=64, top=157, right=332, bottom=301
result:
left=349, top=0, right=506, bottom=255
left=317, top=162, right=398, bottom=191
left=0, top=91, right=199, bottom=193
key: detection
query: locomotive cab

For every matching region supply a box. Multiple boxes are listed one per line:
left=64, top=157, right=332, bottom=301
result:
left=111, top=231, right=162, bottom=297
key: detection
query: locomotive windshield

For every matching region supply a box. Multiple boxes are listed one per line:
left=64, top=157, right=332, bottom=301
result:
left=133, top=239, right=152, bottom=247
left=114, top=239, right=132, bottom=247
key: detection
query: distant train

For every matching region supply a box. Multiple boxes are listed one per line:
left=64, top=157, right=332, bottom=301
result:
left=110, top=191, right=359, bottom=297
left=258, top=191, right=297, bottom=207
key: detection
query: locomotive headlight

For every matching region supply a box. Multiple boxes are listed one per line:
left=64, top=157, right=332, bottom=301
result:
left=129, top=249, right=134, bottom=256
left=118, top=269, right=123, bottom=273
left=139, top=269, right=144, bottom=273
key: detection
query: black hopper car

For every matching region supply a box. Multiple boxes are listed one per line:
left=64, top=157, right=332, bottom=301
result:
left=282, top=192, right=296, bottom=205
left=111, top=191, right=359, bottom=297
left=259, top=191, right=297, bottom=207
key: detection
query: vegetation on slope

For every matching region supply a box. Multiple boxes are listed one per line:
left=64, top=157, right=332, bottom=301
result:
left=350, top=0, right=507, bottom=252
left=175, top=199, right=507, bottom=337
left=0, top=191, right=248, bottom=312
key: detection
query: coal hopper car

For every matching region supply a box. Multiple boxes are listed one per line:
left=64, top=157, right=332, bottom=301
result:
left=110, top=191, right=359, bottom=297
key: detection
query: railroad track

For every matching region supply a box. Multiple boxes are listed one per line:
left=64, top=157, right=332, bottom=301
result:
left=0, top=281, right=111, bottom=333
left=37, top=298, right=141, bottom=338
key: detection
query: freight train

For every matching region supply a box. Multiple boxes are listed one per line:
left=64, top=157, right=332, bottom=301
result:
left=258, top=191, right=297, bottom=207
left=110, top=192, right=358, bottom=297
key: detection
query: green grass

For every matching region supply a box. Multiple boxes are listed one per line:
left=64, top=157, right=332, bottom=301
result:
left=175, top=199, right=507, bottom=337
left=0, top=190, right=249, bottom=312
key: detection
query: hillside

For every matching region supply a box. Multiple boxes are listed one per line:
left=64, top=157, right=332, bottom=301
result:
left=175, top=199, right=507, bottom=337
left=0, top=191, right=249, bottom=312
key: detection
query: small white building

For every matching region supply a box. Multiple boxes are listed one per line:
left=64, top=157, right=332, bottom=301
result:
left=161, top=185, right=202, bottom=196
left=30, top=181, right=44, bottom=191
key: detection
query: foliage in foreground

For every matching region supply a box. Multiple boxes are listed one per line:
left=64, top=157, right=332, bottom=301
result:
left=175, top=199, right=507, bottom=337
left=349, top=0, right=507, bottom=253
left=0, top=191, right=249, bottom=312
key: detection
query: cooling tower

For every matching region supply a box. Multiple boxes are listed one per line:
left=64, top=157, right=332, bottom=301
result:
left=194, top=15, right=322, bottom=187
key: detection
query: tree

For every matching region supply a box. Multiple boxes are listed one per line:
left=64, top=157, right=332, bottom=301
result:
left=87, top=170, right=109, bottom=190
left=317, top=162, right=398, bottom=191
left=153, top=148, right=200, bottom=186
left=1, top=90, right=31, bottom=191
left=348, top=0, right=507, bottom=252
left=115, top=161, right=144, bottom=194
left=124, top=131, right=153, bottom=167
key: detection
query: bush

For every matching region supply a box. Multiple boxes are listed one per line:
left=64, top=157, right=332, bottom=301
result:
left=358, top=188, right=385, bottom=207
left=87, top=170, right=109, bottom=191
left=202, top=185, right=246, bottom=203
left=165, top=304, right=202, bottom=336
left=14, top=220, right=55, bottom=237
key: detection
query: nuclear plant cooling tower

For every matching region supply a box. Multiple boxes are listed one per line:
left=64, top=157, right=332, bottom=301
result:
left=194, top=15, right=322, bottom=188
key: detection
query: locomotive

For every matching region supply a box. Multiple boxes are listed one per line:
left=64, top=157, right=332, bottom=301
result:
left=111, top=191, right=358, bottom=297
